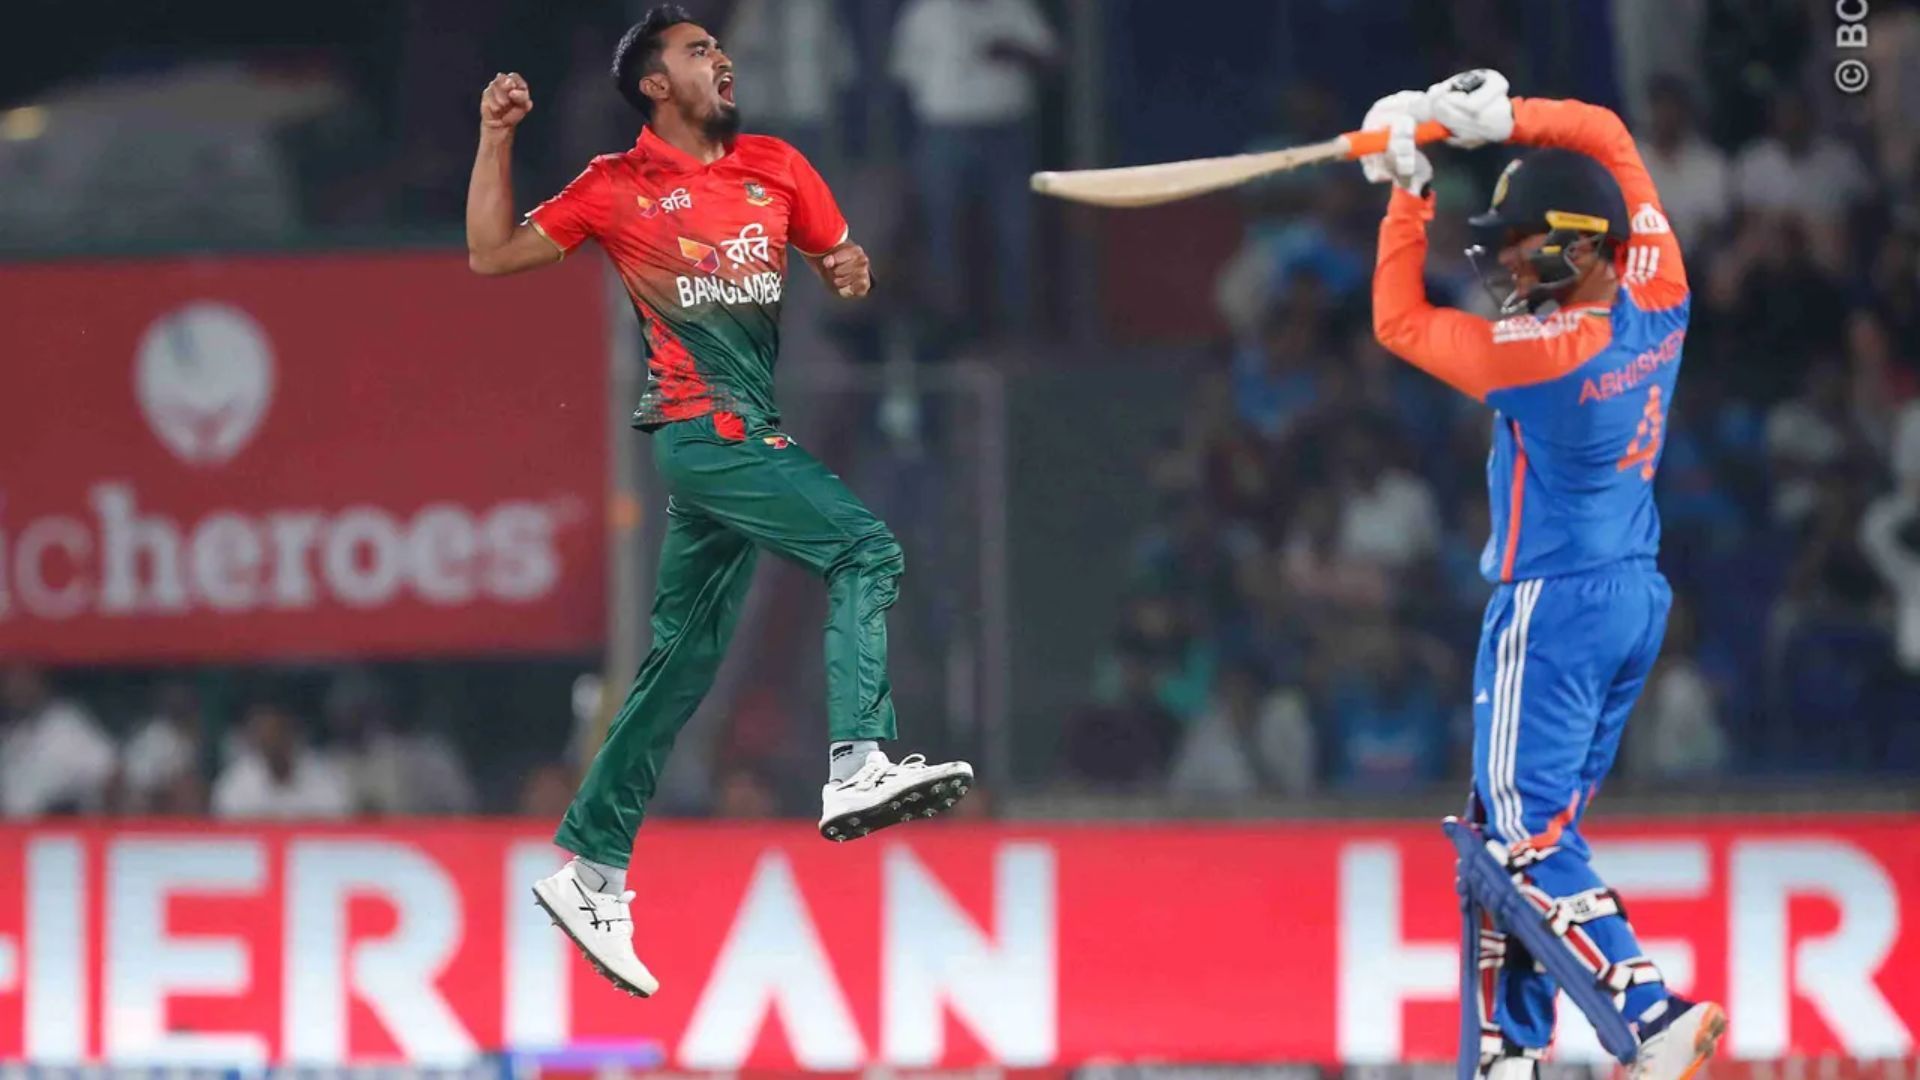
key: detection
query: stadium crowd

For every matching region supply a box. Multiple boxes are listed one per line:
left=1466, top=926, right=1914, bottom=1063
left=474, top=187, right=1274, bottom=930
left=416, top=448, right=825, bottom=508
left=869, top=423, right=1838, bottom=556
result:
left=6, top=1, right=1920, bottom=818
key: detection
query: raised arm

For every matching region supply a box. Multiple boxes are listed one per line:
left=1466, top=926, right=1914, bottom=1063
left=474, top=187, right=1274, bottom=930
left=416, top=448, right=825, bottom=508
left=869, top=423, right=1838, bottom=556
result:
left=466, top=73, right=565, bottom=276
left=1509, top=97, right=1688, bottom=309
left=1427, top=71, right=1688, bottom=311
left=1372, top=187, right=1609, bottom=402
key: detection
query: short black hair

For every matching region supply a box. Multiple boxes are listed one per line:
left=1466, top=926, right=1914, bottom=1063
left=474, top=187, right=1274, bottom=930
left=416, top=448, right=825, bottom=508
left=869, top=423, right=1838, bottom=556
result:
left=612, top=4, right=696, bottom=118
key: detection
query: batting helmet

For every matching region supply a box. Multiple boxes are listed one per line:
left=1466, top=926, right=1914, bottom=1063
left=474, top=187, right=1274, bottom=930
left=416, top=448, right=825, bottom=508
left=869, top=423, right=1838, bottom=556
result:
left=1466, top=148, right=1628, bottom=315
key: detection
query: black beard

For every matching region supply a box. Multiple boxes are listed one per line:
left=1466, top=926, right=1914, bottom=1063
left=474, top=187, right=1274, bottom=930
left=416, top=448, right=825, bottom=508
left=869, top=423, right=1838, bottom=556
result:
left=703, top=104, right=742, bottom=141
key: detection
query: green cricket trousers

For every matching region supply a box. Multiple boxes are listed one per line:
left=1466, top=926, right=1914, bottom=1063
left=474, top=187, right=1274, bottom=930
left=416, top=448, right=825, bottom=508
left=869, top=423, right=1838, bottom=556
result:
left=556, top=413, right=902, bottom=866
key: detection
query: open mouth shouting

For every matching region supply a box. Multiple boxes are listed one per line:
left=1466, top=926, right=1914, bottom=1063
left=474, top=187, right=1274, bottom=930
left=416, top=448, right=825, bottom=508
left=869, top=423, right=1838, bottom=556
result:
left=717, top=72, right=735, bottom=105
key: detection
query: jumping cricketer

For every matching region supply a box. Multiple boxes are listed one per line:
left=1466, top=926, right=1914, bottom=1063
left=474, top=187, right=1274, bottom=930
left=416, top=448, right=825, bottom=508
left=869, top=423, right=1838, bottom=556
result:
left=464, top=4, right=973, bottom=998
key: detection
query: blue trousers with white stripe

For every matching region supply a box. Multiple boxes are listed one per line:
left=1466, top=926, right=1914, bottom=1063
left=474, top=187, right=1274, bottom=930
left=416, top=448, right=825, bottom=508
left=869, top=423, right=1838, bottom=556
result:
left=1471, top=561, right=1674, bottom=1049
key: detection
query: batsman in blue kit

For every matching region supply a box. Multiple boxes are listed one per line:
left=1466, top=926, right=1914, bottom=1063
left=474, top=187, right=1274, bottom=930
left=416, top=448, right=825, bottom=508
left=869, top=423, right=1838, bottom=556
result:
left=1361, top=72, right=1726, bottom=1080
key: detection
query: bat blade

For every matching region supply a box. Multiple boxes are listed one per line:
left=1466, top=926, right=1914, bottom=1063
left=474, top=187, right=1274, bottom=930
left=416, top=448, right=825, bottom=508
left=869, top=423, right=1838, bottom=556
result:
left=1029, top=139, right=1349, bottom=208
left=1031, top=121, right=1450, bottom=208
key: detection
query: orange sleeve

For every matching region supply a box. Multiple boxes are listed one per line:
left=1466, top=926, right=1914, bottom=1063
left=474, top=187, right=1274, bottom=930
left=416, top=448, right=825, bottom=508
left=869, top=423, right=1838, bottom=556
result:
left=1372, top=187, right=1613, bottom=401
left=1510, top=98, right=1689, bottom=311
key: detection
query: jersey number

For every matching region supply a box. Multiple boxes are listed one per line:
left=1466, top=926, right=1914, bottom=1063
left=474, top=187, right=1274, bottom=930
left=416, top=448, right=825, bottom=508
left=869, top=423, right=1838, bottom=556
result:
left=1616, top=384, right=1664, bottom=481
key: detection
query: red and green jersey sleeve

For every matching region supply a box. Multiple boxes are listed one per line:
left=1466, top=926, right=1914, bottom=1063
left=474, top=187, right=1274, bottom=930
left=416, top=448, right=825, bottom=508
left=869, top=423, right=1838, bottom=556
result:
left=786, top=150, right=849, bottom=257
left=527, top=159, right=617, bottom=255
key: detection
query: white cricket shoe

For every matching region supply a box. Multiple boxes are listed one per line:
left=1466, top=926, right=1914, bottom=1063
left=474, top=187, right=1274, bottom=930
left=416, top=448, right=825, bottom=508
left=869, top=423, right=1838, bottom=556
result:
left=531, top=859, right=659, bottom=997
left=820, top=751, right=973, bottom=841
left=1630, top=999, right=1726, bottom=1080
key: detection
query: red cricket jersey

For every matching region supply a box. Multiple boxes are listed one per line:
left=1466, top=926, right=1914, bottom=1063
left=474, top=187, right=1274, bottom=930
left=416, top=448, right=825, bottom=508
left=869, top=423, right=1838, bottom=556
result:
left=528, top=128, right=849, bottom=430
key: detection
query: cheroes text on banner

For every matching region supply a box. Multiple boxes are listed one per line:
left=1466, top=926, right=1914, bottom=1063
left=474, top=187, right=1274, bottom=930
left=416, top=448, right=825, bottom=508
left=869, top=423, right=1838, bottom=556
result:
left=0, top=254, right=608, bottom=662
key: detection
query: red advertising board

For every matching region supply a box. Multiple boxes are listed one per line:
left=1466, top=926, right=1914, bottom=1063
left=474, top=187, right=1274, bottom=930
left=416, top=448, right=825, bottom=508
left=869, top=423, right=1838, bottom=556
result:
left=0, top=818, right=1914, bottom=1067
left=0, top=253, right=607, bottom=662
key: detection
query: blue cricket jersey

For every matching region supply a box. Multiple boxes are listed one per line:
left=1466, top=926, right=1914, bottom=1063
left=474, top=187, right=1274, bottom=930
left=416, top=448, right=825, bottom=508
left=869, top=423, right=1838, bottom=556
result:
left=1373, top=98, right=1691, bottom=583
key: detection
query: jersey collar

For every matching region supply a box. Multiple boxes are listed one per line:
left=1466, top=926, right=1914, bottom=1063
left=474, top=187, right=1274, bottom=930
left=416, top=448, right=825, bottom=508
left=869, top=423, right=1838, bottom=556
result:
left=635, top=126, right=731, bottom=173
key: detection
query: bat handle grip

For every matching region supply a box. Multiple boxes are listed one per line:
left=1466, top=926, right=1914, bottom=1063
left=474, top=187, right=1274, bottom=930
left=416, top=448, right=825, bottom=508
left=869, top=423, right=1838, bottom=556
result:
left=1341, top=119, right=1452, bottom=159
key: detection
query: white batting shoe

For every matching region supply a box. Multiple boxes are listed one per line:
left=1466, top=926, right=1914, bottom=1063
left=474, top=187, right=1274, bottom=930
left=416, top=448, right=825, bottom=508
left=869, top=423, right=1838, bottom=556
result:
left=819, top=751, right=973, bottom=842
left=1630, top=999, right=1726, bottom=1080
left=531, top=859, right=658, bottom=997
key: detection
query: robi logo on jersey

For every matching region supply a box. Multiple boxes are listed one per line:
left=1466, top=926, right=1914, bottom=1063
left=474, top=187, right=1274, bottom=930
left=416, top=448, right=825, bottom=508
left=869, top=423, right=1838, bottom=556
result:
left=678, top=236, right=721, bottom=275
left=721, top=223, right=772, bottom=268
left=637, top=188, right=692, bottom=219
left=675, top=225, right=782, bottom=308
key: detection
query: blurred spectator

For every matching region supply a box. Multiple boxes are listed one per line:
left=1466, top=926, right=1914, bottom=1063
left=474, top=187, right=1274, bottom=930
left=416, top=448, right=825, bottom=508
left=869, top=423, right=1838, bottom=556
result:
left=518, top=761, right=578, bottom=819
left=1782, top=473, right=1883, bottom=625
left=0, top=666, right=116, bottom=817
left=1765, top=359, right=1867, bottom=527
left=1698, top=0, right=1812, bottom=149
left=1275, top=487, right=1394, bottom=618
left=1331, top=425, right=1442, bottom=572
left=1636, top=76, right=1730, bottom=252
left=1732, top=93, right=1870, bottom=267
left=1066, top=643, right=1180, bottom=788
left=1706, top=217, right=1848, bottom=399
left=723, top=0, right=855, bottom=159
left=212, top=699, right=354, bottom=820
left=1094, top=593, right=1219, bottom=722
left=1167, top=663, right=1316, bottom=798
left=1230, top=296, right=1327, bottom=441
left=1146, top=372, right=1276, bottom=524
left=119, top=680, right=206, bottom=813
left=1315, top=622, right=1449, bottom=792
left=323, top=669, right=476, bottom=816
left=1863, top=403, right=1920, bottom=672
left=1847, top=308, right=1911, bottom=450
left=1870, top=230, right=1920, bottom=351
left=1611, top=0, right=1706, bottom=129
left=1130, top=498, right=1259, bottom=621
left=1215, top=185, right=1371, bottom=340
left=712, top=760, right=781, bottom=818
left=1624, top=600, right=1730, bottom=780
left=891, top=0, right=1058, bottom=332
left=1864, top=2, right=1920, bottom=193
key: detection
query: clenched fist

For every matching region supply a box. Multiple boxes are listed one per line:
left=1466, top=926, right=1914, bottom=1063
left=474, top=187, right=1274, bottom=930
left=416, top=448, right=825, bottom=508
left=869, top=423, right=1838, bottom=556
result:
left=820, top=242, right=871, bottom=299
left=481, top=72, right=533, bottom=131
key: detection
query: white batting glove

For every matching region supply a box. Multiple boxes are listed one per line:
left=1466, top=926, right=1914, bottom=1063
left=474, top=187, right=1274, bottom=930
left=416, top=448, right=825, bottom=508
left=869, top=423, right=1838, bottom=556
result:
left=1359, top=90, right=1433, bottom=192
left=1426, top=69, right=1514, bottom=148
left=1383, top=114, right=1433, bottom=193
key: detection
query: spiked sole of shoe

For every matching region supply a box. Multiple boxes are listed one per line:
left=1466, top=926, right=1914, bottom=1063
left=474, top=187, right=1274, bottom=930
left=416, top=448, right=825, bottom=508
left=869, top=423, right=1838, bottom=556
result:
left=820, top=773, right=973, bottom=842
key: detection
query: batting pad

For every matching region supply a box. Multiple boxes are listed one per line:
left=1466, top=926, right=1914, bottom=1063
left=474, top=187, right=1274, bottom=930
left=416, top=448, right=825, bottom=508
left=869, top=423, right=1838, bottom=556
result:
left=1443, top=817, right=1642, bottom=1065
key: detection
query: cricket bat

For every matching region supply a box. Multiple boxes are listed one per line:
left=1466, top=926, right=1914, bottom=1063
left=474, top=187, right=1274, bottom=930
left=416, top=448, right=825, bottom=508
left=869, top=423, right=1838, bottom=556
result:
left=1030, top=120, right=1451, bottom=208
